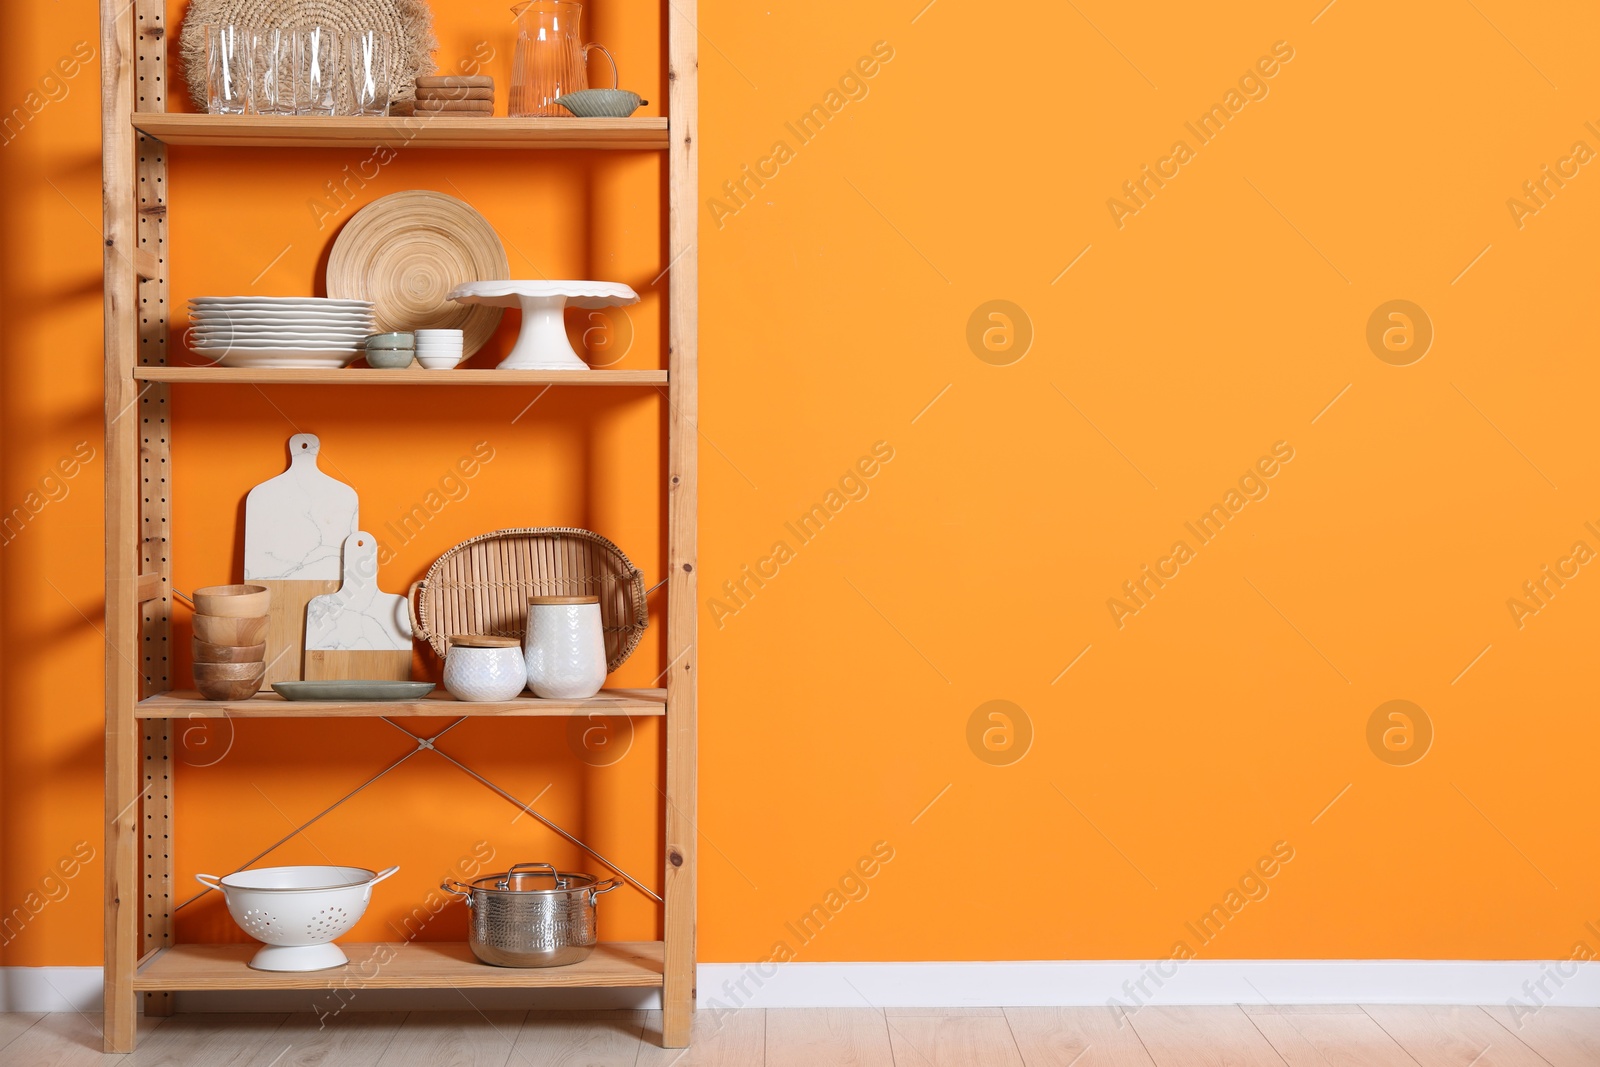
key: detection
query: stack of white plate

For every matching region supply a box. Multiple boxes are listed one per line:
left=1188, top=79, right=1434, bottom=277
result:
left=188, top=297, right=378, bottom=369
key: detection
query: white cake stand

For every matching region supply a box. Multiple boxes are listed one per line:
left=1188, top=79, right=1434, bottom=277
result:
left=448, top=280, right=640, bottom=370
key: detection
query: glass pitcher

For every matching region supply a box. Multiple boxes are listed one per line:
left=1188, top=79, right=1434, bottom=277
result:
left=510, top=1, right=617, bottom=117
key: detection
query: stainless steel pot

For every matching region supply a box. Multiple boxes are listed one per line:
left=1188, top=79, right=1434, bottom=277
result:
left=443, top=861, right=622, bottom=967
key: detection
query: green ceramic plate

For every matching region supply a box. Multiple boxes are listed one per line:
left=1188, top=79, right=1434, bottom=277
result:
left=272, top=680, right=436, bottom=701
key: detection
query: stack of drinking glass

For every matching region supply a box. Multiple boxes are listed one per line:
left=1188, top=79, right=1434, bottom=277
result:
left=205, top=24, right=390, bottom=116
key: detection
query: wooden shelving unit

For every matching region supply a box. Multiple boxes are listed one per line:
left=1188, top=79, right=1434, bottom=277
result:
left=98, top=0, right=698, bottom=1052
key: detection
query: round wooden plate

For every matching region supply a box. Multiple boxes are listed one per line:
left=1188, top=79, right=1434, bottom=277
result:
left=326, top=191, right=509, bottom=357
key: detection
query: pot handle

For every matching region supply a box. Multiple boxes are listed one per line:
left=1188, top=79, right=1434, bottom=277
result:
left=194, top=873, right=224, bottom=892
left=369, top=865, right=400, bottom=886
left=588, top=877, right=624, bottom=902
left=441, top=878, right=475, bottom=904
left=500, top=862, right=564, bottom=889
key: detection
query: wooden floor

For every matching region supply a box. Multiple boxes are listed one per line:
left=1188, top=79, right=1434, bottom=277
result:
left=0, top=1006, right=1594, bottom=1065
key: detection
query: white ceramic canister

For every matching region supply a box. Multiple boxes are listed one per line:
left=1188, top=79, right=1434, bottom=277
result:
left=523, top=595, right=606, bottom=699
left=443, top=635, right=528, bottom=702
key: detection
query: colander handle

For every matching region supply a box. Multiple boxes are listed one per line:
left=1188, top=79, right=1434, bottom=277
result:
left=369, top=865, right=400, bottom=885
left=194, top=873, right=224, bottom=892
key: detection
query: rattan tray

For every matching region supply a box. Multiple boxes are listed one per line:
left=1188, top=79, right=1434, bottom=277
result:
left=407, top=528, right=647, bottom=671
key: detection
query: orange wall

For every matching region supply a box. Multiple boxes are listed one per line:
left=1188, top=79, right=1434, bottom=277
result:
left=3, top=0, right=1599, bottom=970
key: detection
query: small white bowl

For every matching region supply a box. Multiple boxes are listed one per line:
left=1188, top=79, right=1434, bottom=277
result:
left=415, top=329, right=464, bottom=342
left=418, top=354, right=464, bottom=370
left=416, top=344, right=464, bottom=354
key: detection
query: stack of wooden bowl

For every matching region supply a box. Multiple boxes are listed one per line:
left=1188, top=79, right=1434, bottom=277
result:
left=192, top=585, right=270, bottom=700
left=414, top=76, right=494, bottom=118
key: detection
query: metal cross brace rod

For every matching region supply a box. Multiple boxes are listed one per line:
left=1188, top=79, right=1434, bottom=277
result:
left=174, top=718, right=469, bottom=911
left=379, top=717, right=662, bottom=904
left=175, top=715, right=662, bottom=910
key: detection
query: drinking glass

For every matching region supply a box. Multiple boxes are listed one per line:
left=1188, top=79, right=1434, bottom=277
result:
left=294, top=24, right=338, bottom=115
left=346, top=29, right=389, bottom=116
left=206, top=24, right=250, bottom=114
left=249, top=26, right=295, bottom=115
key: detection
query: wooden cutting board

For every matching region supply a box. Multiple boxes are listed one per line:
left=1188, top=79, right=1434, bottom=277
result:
left=262, top=579, right=340, bottom=682
left=243, top=434, right=359, bottom=687
left=303, top=532, right=413, bottom=681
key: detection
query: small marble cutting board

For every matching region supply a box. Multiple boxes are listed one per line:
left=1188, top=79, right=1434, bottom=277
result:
left=303, top=531, right=414, bottom=681
left=243, top=434, right=359, bottom=688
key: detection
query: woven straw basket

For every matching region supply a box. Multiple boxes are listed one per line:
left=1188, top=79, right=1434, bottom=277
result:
left=408, top=528, right=648, bottom=672
left=179, top=0, right=436, bottom=112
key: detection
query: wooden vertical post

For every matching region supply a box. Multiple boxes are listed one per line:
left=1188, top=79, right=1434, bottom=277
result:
left=101, top=0, right=141, bottom=1052
left=662, top=0, right=700, bottom=1048
left=133, top=0, right=175, bottom=1020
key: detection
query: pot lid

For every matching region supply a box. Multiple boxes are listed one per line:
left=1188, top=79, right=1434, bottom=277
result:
left=468, top=863, right=600, bottom=894
left=528, top=595, right=599, bottom=605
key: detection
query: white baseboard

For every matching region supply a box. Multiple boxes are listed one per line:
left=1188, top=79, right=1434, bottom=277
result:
left=693, top=960, right=1600, bottom=1010
left=0, top=967, right=102, bottom=1013
left=4, top=961, right=1595, bottom=1013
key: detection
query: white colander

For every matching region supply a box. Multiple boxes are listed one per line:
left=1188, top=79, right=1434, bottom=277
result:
left=196, top=864, right=399, bottom=971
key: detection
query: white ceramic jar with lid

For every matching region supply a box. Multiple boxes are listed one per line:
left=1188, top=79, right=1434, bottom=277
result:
left=443, top=635, right=528, bottom=702
left=523, top=595, right=606, bottom=699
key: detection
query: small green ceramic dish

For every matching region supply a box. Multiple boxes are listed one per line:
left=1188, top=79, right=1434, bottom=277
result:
left=556, top=89, right=647, bottom=118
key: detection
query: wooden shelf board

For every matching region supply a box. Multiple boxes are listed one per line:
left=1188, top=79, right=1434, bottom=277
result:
left=133, top=113, right=670, bottom=150
left=137, top=688, right=666, bottom=719
left=135, top=367, right=667, bottom=386
left=134, top=941, right=664, bottom=990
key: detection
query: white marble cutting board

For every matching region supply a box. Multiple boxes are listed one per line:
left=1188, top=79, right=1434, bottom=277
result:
left=304, top=532, right=413, bottom=651
left=243, top=434, right=359, bottom=581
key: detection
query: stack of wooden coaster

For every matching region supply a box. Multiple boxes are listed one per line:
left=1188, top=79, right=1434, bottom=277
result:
left=413, top=76, right=495, bottom=117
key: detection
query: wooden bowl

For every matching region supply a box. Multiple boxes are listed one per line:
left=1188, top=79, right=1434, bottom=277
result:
left=192, top=584, right=271, bottom=617
left=192, top=613, right=269, bottom=645
left=194, top=661, right=265, bottom=701
left=192, top=638, right=266, bottom=664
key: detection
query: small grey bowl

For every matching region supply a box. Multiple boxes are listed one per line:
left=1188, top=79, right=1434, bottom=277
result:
left=365, top=348, right=416, bottom=369
left=556, top=89, right=647, bottom=118
left=365, top=332, right=414, bottom=350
